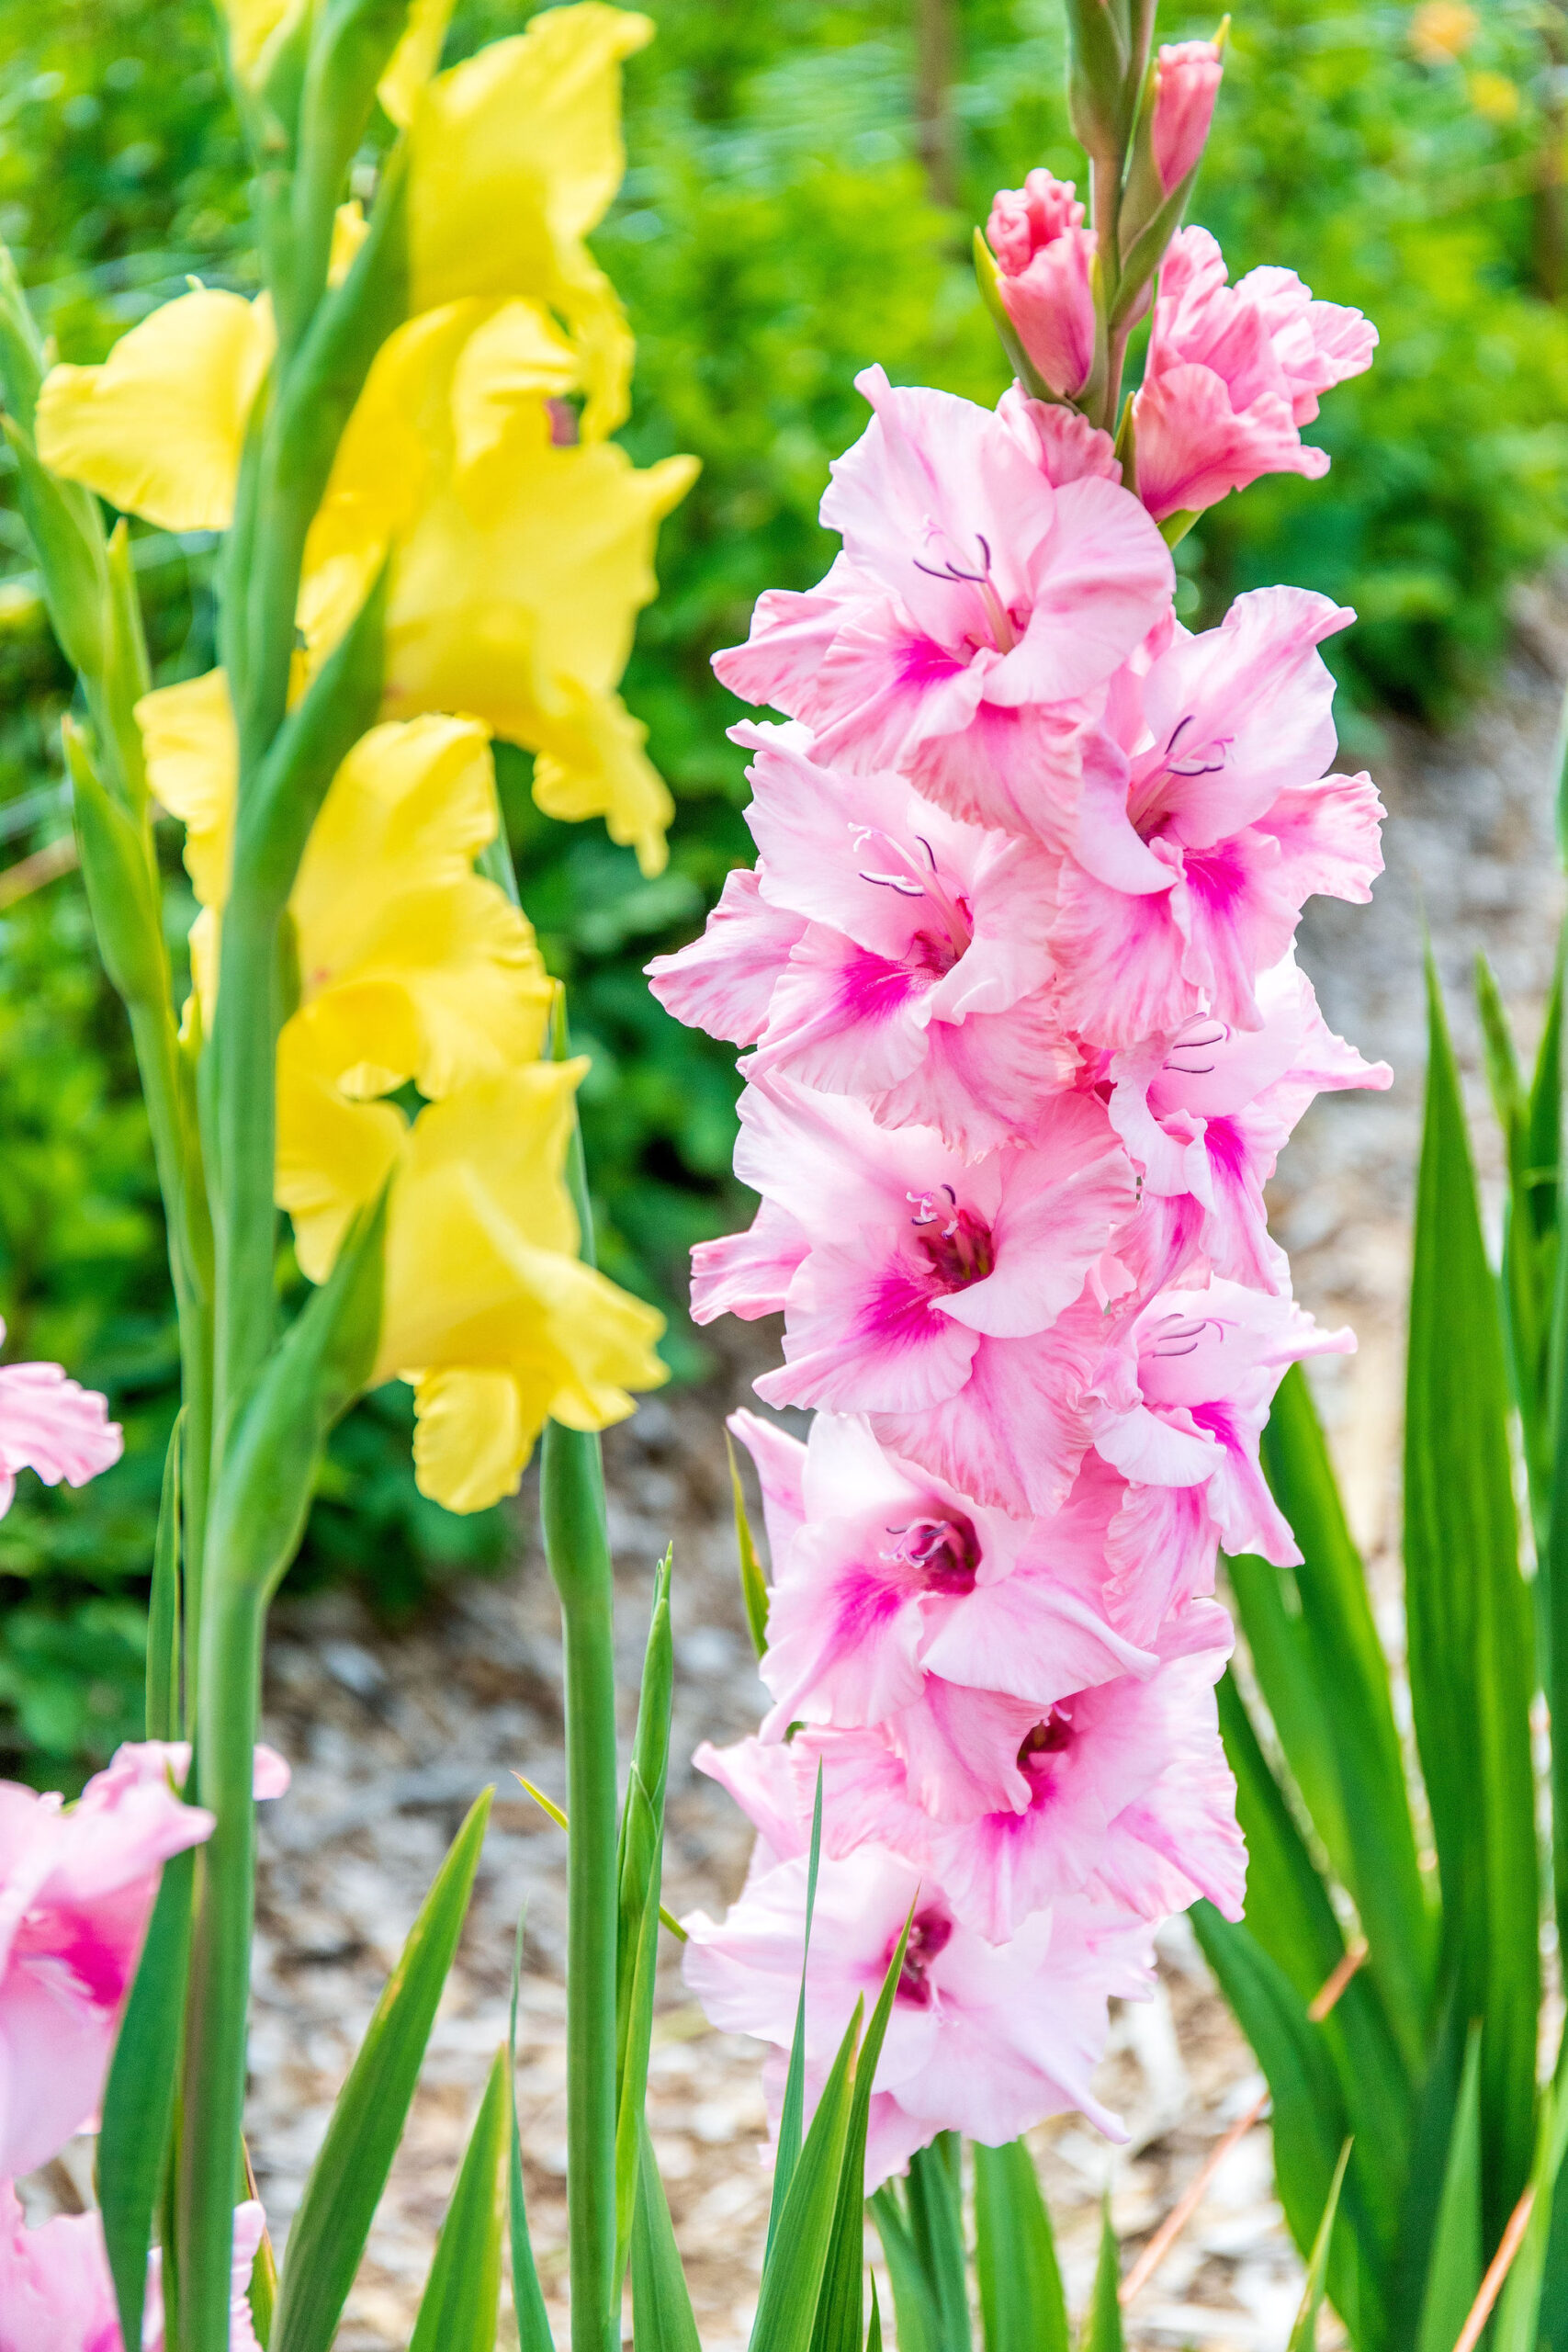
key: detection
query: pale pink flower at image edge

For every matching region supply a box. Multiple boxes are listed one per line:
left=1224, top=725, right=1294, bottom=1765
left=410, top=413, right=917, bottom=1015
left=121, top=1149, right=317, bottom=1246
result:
left=0, top=1335, right=122, bottom=1516
left=0, top=2184, right=265, bottom=2352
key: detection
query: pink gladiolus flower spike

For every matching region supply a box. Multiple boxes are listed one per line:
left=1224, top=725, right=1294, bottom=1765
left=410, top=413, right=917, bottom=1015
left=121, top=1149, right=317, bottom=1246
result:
left=0, top=1333, right=121, bottom=1518
left=714, top=368, right=1174, bottom=842
left=1149, top=41, right=1224, bottom=195
left=985, top=171, right=1099, bottom=401
left=1132, top=226, right=1378, bottom=524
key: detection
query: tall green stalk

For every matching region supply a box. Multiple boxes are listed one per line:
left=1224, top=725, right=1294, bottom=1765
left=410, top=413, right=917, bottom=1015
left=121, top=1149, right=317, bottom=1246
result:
left=542, top=986, right=624, bottom=2352
left=543, top=1420, right=623, bottom=2352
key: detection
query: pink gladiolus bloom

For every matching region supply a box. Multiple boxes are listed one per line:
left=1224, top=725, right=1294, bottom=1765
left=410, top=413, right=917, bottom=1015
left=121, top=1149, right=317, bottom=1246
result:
left=1090, top=1278, right=1354, bottom=1639
left=789, top=1600, right=1243, bottom=1943
left=1049, top=586, right=1386, bottom=1047
left=1132, top=227, right=1378, bottom=523
left=730, top=1410, right=1154, bottom=1743
left=0, top=2184, right=265, bottom=2352
left=0, top=1745, right=216, bottom=2181
left=713, top=368, right=1174, bottom=834
left=984, top=171, right=1099, bottom=400
left=1107, top=956, right=1392, bottom=1290
left=651, top=724, right=1074, bottom=1152
left=700, top=1076, right=1136, bottom=1513
left=1149, top=41, right=1224, bottom=194
left=0, top=1343, right=121, bottom=1519
left=682, top=1837, right=1153, bottom=2188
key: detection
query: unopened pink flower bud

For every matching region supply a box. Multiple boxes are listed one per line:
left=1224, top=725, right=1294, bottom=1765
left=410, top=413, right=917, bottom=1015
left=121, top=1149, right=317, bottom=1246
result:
left=1150, top=40, right=1224, bottom=194
left=983, top=170, right=1098, bottom=400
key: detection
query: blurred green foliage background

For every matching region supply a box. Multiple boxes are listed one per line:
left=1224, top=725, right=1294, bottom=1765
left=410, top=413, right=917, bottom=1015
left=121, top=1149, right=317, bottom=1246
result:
left=0, top=0, right=1563, bottom=1776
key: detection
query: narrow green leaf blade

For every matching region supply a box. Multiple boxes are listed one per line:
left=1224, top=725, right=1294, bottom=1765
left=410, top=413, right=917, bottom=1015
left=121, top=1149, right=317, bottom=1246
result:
left=750, top=1996, right=860, bottom=2352
left=1414, top=2026, right=1483, bottom=2352
left=409, top=2043, right=510, bottom=2352
left=1251, top=1363, right=1433, bottom=2064
left=632, top=2117, right=704, bottom=2352
left=904, top=2135, right=970, bottom=2352
left=509, top=1912, right=553, bottom=2352
left=767, top=1764, right=823, bottom=2259
left=272, top=1787, right=492, bottom=2352
left=1191, top=1904, right=1380, bottom=2345
left=615, top=1768, right=665, bottom=2287
left=99, top=1844, right=196, bottom=2352
left=1406, top=956, right=1539, bottom=2234
left=1287, top=2141, right=1352, bottom=2352
left=809, top=1904, right=913, bottom=2352
left=973, top=2139, right=1068, bottom=2352
left=1495, top=2065, right=1568, bottom=2352
left=727, top=1432, right=770, bottom=1658
left=866, top=2274, right=883, bottom=2352
left=1078, top=2200, right=1122, bottom=2352
left=868, top=2185, right=940, bottom=2352
left=1215, top=1672, right=1408, bottom=2253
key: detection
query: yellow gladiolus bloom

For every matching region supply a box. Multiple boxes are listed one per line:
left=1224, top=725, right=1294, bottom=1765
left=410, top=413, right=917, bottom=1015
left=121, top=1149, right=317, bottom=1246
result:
left=376, top=1066, right=668, bottom=1512
left=302, top=297, right=696, bottom=876
left=139, top=678, right=553, bottom=1257
left=35, top=289, right=274, bottom=533
left=407, top=2, right=651, bottom=435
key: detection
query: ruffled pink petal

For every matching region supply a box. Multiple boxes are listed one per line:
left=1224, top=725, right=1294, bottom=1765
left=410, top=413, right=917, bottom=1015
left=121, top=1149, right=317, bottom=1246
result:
left=1254, top=769, right=1386, bottom=906
left=690, top=1198, right=807, bottom=1325
left=728, top=1408, right=808, bottom=1567
left=0, top=1363, right=122, bottom=1496
left=645, top=866, right=803, bottom=1045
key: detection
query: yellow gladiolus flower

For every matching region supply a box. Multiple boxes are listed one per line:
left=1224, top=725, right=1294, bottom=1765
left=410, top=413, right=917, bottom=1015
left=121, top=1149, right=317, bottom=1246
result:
left=376, top=1066, right=668, bottom=1512
left=407, top=3, right=652, bottom=435
left=301, top=297, right=696, bottom=876
left=139, top=677, right=553, bottom=1261
left=220, top=0, right=307, bottom=85
left=35, top=288, right=274, bottom=533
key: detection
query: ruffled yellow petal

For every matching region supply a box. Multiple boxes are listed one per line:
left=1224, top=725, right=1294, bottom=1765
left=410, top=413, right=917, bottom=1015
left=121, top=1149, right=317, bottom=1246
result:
left=276, top=1019, right=406, bottom=1283
left=136, top=669, right=236, bottom=908
left=407, top=4, right=650, bottom=431
left=291, top=713, right=551, bottom=1093
left=409, top=1367, right=538, bottom=1514
left=36, top=290, right=274, bottom=532
left=531, top=682, right=674, bottom=879
left=378, top=0, right=457, bottom=129
left=450, top=300, right=581, bottom=473
left=373, top=1068, right=666, bottom=1510
left=378, top=392, right=695, bottom=874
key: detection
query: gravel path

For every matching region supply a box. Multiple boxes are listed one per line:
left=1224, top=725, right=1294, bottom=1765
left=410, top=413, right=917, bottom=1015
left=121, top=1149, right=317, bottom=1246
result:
left=241, top=576, right=1568, bottom=2351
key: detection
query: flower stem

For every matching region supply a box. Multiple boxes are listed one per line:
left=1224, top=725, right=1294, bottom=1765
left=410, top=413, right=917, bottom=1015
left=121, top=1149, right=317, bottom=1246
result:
left=542, top=1419, right=622, bottom=2352
left=176, top=1571, right=264, bottom=2349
